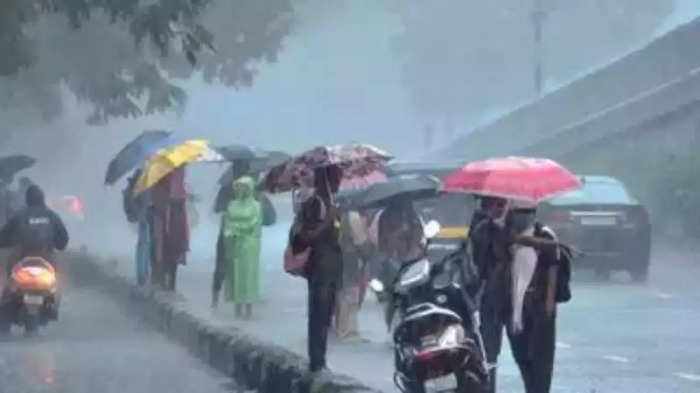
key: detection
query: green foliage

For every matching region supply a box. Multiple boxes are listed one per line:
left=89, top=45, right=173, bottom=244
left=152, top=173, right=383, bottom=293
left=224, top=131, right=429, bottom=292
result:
left=0, top=0, right=293, bottom=123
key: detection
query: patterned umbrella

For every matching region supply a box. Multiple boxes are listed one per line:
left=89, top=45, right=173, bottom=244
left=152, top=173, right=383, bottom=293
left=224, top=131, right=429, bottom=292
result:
left=263, top=144, right=393, bottom=193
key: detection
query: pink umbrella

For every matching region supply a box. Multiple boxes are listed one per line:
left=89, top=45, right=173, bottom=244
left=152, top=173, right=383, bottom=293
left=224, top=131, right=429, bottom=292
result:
left=441, top=156, right=581, bottom=203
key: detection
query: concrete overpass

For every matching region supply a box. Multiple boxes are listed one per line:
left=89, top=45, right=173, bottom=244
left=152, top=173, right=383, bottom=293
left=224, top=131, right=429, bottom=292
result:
left=440, top=16, right=700, bottom=164
left=437, top=16, right=700, bottom=230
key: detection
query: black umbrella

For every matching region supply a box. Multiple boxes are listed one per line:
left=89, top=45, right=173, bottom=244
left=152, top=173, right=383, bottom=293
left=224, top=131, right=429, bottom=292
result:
left=214, top=144, right=269, bottom=161
left=105, top=130, right=174, bottom=185
left=337, top=174, right=440, bottom=210
left=217, top=149, right=290, bottom=186
left=0, top=155, right=36, bottom=181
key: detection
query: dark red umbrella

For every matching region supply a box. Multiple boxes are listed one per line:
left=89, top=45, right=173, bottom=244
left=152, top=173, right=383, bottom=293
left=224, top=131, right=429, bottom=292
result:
left=441, top=156, right=581, bottom=203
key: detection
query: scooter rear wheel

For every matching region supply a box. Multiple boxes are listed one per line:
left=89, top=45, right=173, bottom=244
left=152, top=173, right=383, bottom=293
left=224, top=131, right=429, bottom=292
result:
left=24, top=315, right=38, bottom=336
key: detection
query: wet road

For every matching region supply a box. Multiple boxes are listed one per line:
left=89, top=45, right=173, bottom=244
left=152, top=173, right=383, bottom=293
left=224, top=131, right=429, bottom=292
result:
left=0, top=283, right=234, bottom=393
left=104, top=198, right=700, bottom=393
left=173, top=242, right=700, bottom=393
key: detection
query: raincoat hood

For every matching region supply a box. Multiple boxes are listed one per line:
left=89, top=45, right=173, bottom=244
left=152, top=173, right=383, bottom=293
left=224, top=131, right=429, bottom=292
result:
left=233, top=176, right=256, bottom=201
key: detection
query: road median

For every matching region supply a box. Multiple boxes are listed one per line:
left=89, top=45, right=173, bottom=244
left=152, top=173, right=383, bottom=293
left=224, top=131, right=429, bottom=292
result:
left=68, top=251, right=382, bottom=393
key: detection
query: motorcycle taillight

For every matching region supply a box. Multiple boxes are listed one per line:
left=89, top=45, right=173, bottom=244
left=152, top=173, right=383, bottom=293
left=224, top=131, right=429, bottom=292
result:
left=13, top=266, right=56, bottom=289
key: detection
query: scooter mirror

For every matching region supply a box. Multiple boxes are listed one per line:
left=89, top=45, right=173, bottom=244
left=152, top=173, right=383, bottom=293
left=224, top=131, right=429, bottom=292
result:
left=424, top=220, right=441, bottom=239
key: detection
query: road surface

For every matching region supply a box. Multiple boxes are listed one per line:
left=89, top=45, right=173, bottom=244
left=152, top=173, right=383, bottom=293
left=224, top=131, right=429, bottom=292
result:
left=0, top=282, right=235, bottom=393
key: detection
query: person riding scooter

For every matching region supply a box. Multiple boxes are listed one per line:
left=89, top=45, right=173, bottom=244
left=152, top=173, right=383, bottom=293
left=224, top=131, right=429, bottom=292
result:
left=0, top=185, right=69, bottom=276
left=0, top=185, right=68, bottom=332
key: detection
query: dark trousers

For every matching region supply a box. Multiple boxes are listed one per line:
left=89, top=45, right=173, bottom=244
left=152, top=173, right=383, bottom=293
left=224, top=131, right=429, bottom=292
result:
left=507, top=299, right=556, bottom=393
left=212, top=230, right=226, bottom=295
left=307, top=280, right=337, bottom=372
left=164, top=262, right=178, bottom=291
left=479, top=306, right=505, bottom=393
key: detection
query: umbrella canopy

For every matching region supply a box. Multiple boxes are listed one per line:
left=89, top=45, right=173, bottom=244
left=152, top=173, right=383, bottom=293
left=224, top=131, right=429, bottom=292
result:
left=0, top=155, right=36, bottom=181
left=340, top=169, right=387, bottom=190
left=134, top=140, right=223, bottom=194
left=104, top=130, right=174, bottom=185
left=263, top=144, right=393, bottom=193
left=338, top=174, right=440, bottom=210
left=217, top=149, right=290, bottom=186
left=442, top=156, right=581, bottom=203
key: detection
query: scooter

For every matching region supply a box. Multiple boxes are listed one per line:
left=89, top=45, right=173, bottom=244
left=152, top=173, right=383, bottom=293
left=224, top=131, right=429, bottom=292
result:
left=384, top=221, right=489, bottom=393
left=0, top=256, right=59, bottom=336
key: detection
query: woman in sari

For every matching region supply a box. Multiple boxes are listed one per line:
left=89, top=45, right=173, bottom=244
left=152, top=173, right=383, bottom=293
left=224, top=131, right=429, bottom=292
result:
left=223, top=176, right=262, bottom=318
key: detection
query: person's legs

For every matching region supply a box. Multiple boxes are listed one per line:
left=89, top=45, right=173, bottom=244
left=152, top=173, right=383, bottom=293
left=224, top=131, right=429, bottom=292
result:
left=479, top=307, right=504, bottom=393
left=529, top=310, right=556, bottom=393
left=212, top=230, right=226, bottom=307
left=506, top=293, right=556, bottom=393
left=308, top=281, right=335, bottom=372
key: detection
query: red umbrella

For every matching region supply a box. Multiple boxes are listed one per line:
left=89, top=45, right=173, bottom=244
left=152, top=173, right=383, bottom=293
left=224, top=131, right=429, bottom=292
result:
left=441, top=156, right=581, bottom=203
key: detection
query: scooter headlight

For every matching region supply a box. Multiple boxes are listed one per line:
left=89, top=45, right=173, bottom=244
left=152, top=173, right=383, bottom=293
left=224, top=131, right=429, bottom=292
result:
left=369, top=279, right=384, bottom=293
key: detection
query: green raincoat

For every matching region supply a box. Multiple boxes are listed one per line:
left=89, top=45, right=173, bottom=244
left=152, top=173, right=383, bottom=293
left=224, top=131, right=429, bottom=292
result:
left=223, top=177, right=262, bottom=303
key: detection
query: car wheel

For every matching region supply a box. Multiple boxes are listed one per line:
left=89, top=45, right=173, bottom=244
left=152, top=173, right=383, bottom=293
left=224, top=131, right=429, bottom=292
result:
left=630, top=235, right=651, bottom=283
left=629, top=257, right=650, bottom=283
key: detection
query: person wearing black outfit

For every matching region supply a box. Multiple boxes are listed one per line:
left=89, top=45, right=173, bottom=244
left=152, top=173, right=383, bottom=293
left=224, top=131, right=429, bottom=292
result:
left=0, top=185, right=69, bottom=272
left=469, top=197, right=510, bottom=393
left=505, top=208, right=560, bottom=393
left=295, top=165, right=343, bottom=373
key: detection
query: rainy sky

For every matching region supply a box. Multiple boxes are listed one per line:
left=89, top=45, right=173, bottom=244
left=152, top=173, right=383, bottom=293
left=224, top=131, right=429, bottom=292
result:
left=2, top=0, right=700, bottom=261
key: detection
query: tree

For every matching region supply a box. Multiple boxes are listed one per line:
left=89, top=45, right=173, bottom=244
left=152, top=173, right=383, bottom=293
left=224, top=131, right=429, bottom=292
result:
left=0, top=0, right=293, bottom=124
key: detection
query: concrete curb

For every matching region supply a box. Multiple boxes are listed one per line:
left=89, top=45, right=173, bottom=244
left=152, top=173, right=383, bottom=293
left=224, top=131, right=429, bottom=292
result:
left=69, top=252, right=383, bottom=393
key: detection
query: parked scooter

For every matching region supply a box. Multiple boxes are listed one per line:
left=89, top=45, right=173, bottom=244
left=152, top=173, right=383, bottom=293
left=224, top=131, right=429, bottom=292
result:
left=0, top=256, right=59, bottom=336
left=375, top=221, right=488, bottom=393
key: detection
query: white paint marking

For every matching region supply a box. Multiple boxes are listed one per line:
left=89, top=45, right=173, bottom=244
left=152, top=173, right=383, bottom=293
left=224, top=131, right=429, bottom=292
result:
left=555, top=341, right=572, bottom=349
left=603, top=355, right=631, bottom=363
left=674, top=373, right=700, bottom=382
left=652, top=290, right=674, bottom=299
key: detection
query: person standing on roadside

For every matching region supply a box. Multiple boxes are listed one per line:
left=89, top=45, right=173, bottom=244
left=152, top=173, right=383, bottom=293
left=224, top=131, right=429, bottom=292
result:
left=152, top=166, right=189, bottom=291
left=469, top=196, right=510, bottom=393
left=335, top=209, right=372, bottom=340
left=212, top=160, right=251, bottom=307
left=222, top=176, right=262, bottom=318
left=123, top=169, right=153, bottom=286
left=505, top=205, right=561, bottom=393
left=295, top=165, right=343, bottom=373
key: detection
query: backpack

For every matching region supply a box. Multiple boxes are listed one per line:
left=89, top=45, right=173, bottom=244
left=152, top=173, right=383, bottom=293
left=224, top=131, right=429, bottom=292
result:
left=283, top=195, right=326, bottom=277
left=535, top=222, right=572, bottom=304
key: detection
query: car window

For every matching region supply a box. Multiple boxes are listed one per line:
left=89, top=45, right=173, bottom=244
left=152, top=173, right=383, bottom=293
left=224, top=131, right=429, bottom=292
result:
left=551, top=180, right=633, bottom=205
